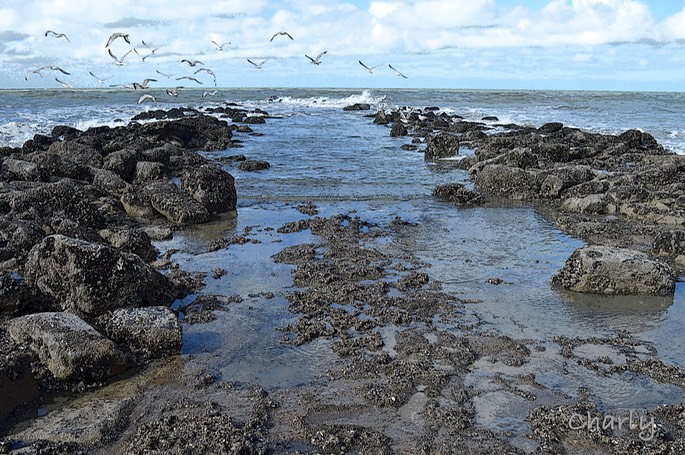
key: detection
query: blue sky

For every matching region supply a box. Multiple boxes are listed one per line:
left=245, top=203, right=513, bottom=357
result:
left=1, top=0, right=685, bottom=91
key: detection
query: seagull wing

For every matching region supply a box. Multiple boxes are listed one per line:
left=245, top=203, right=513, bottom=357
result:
left=305, top=54, right=315, bottom=63
left=316, top=51, right=328, bottom=61
left=359, top=60, right=371, bottom=71
left=247, top=59, right=258, bottom=67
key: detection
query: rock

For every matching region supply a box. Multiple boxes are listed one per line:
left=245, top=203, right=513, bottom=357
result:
left=180, top=164, right=237, bottom=212
left=424, top=132, right=459, bottom=160
left=401, top=144, right=418, bottom=151
left=24, top=152, right=95, bottom=182
left=1, top=157, right=48, bottom=182
left=0, top=271, right=32, bottom=315
left=552, top=246, right=675, bottom=296
left=561, top=194, right=615, bottom=214
left=120, top=190, right=158, bottom=220
left=432, top=183, right=485, bottom=205
left=238, top=159, right=271, bottom=171
left=343, top=103, right=371, bottom=111
left=139, top=114, right=233, bottom=150
left=243, top=116, right=266, bottom=124
left=539, top=165, right=595, bottom=198
left=473, top=164, right=541, bottom=200
left=390, top=122, right=408, bottom=137
left=142, top=225, right=173, bottom=241
left=6, top=312, right=126, bottom=381
left=145, top=180, right=210, bottom=224
left=47, top=140, right=103, bottom=168
left=133, top=161, right=167, bottom=184
left=236, top=125, right=253, bottom=133
left=103, top=148, right=140, bottom=181
left=0, top=217, right=44, bottom=264
left=100, top=228, right=159, bottom=262
left=653, top=230, right=685, bottom=257
left=537, top=122, right=564, bottom=134
left=106, top=307, right=182, bottom=361
left=93, top=168, right=132, bottom=196
left=373, top=111, right=389, bottom=125
left=24, top=234, right=176, bottom=317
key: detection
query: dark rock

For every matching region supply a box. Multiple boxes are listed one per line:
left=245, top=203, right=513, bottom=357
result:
left=373, top=111, right=389, bottom=125
left=106, top=306, right=182, bottom=362
left=47, top=140, right=103, bottom=168
left=343, top=103, right=371, bottom=111
left=552, top=246, right=675, bottom=296
left=243, top=116, right=266, bottom=124
left=537, top=122, right=564, bottom=134
left=22, top=134, right=54, bottom=154
left=93, top=168, right=132, bottom=196
left=181, top=164, right=237, bottom=212
left=0, top=272, right=32, bottom=315
left=236, top=125, right=253, bottom=133
left=25, top=152, right=95, bottom=182
left=401, top=144, right=418, bottom=151
left=540, top=165, right=595, bottom=198
left=100, top=228, right=159, bottom=262
left=102, top=148, right=140, bottom=181
left=1, top=158, right=48, bottom=182
left=120, top=191, right=158, bottom=220
left=139, top=114, right=233, bottom=151
left=7, top=312, right=126, bottom=381
left=425, top=132, right=459, bottom=160
left=390, top=123, right=408, bottom=137
left=0, top=217, right=44, bottom=265
left=653, top=230, right=685, bottom=257
left=24, top=234, right=176, bottom=317
left=432, top=183, right=485, bottom=205
left=473, top=164, right=541, bottom=200
left=239, top=160, right=271, bottom=171
left=133, top=161, right=167, bottom=184
left=481, top=116, right=499, bottom=122
left=145, top=180, right=210, bottom=224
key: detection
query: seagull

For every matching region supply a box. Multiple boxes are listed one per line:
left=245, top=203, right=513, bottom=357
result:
left=55, top=77, right=72, bottom=88
left=137, top=93, right=157, bottom=104
left=155, top=69, right=174, bottom=78
left=359, top=60, right=383, bottom=74
left=270, top=31, right=293, bottom=42
left=389, top=64, right=408, bottom=78
left=45, top=30, right=70, bottom=42
left=247, top=59, right=268, bottom=69
left=165, top=87, right=182, bottom=97
left=141, top=40, right=161, bottom=53
left=176, top=76, right=203, bottom=84
left=132, top=78, right=157, bottom=89
left=106, top=32, right=130, bottom=48
left=211, top=40, right=231, bottom=51
left=194, top=68, right=216, bottom=85
left=305, top=51, right=327, bottom=65
left=41, top=66, right=71, bottom=75
left=202, top=90, right=219, bottom=98
left=24, top=68, right=44, bottom=80
left=181, top=59, right=204, bottom=67
left=109, top=48, right=132, bottom=65
left=133, top=47, right=157, bottom=62
left=89, top=71, right=111, bottom=84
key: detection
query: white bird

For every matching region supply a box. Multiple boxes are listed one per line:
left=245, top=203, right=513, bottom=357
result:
left=155, top=69, right=174, bottom=78
left=109, top=48, right=132, bottom=65
left=305, top=51, right=327, bottom=65
left=202, top=90, right=219, bottom=98
left=133, top=47, right=157, bottom=62
left=194, top=68, right=216, bottom=85
left=247, top=59, right=268, bottom=69
left=45, top=30, right=70, bottom=42
left=389, top=64, right=408, bottom=79
left=270, top=31, right=293, bottom=42
left=55, top=77, right=72, bottom=88
left=212, top=40, right=231, bottom=51
left=106, top=32, right=130, bottom=48
left=181, top=59, right=204, bottom=67
left=137, top=93, right=157, bottom=104
left=359, top=60, right=382, bottom=74
left=41, top=66, right=71, bottom=75
left=89, top=71, right=111, bottom=84
left=132, top=78, right=157, bottom=90
left=166, top=87, right=182, bottom=97
left=176, top=76, right=203, bottom=84
left=141, top=40, right=161, bottom=53
left=24, top=68, right=44, bottom=80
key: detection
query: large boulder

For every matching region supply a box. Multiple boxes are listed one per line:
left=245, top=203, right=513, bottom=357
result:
left=180, top=164, right=237, bottom=212
left=473, top=164, right=542, bottom=200
left=24, top=235, right=176, bottom=317
left=552, top=246, right=675, bottom=296
left=139, top=114, right=233, bottom=151
left=47, top=140, right=104, bottom=168
left=144, top=180, right=210, bottom=224
left=106, top=307, right=182, bottom=361
left=424, top=132, right=459, bottom=160
left=7, top=312, right=126, bottom=381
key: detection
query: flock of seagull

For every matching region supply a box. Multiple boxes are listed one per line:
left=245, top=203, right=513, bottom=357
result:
left=28, top=29, right=411, bottom=103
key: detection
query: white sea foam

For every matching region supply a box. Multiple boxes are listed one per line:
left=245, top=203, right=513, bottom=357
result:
left=262, top=90, right=386, bottom=109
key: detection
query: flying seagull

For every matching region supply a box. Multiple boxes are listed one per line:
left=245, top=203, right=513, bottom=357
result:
left=270, top=31, right=293, bottom=42
left=109, top=48, right=132, bottom=65
left=359, top=60, right=383, bottom=74
left=181, top=59, right=204, bottom=67
left=389, top=64, right=408, bottom=78
left=137, top=93, right=157, bottom=104
left=166, top=87, right=182, bottom=97
left=106, top=32, right=130, bottom=48
left=55, top=77, right=73, bottom=88
left=247, top=58, right=268, bottom=69
left=194, top=68, right=216, bottom=86
left=45, top=30, right=70, bottom=42
left=41, top=66, right=71, bottom=75
left=132, top=78, right=157, bottom=90
left=305, top=51, right=327, bottom=65
left=212, top=40, right=231, bottom=51
left=24, top=68, right=44, bottom=80
left=202, top=90, right=219, bottom=98
left=176, top=76, right=203, bottom=84
left=155, top=69, right=174, bottom=78
left=89, top=71, right=111, bottom=84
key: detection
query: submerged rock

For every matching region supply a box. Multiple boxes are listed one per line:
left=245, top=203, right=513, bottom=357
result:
left=552, top=246, right=675, bottom=296
left=239, top=159, right=271, bottom=171
left=7, top=312, right=126, bottom=381
left=432, top=183, right=485, bottom=205
left=24, top=234, right=176, bottom=317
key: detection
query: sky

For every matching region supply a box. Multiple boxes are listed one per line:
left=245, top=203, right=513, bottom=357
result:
left=0, top=0, right=684, bottom=91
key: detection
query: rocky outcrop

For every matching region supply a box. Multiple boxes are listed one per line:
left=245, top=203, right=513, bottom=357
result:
left=239, top=159, right=271, bottom=171
left=7, top=312, right=126, bottom=381
left=145, top=180, right=210, bottom=224
left=424, top=132, right=459, bottom=160
left=106, top=306, right=182, bottom=362
left=24, top=234, right=176, bottom=317
left=552, top=246, right=675, bottom=296
left=181, top=164, right=237, bottom=212
left=432, top=183, right=485, bottom=205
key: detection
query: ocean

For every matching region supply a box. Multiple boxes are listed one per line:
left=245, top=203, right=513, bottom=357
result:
left=3, top=88, right=685, bottom=448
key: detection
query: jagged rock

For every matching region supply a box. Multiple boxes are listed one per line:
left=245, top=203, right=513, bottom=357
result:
left=1, top=157, right=48, bottom=182
left=100, top=228, right=159, bottom=262
left=424, top=132, right=459, bottom=160
left=145, top=180, right=210, bottom=224
left=473, top=164, right=541, bottom=200
left=133, top=161, right=167, bottom=184
left=6, top=312, right=126, bottom=381
left=390, top=122, right=408, bottom=137
left=106, top=307, right=182, bottom=361
left=47, top=140, right=103, bottom=168
left=103, top=148, right=140, bottom=181
left=552, top=246, right=675, bottom=296
left=24, top=235, right=176, bottom=316
left=180, top=164, right=237, bottom=212
left=120, top=190, right=158, bottom=220
left=93, top=168, right=132, bottom=196
left=238, top=159, right=271, bottom=171
left=432, top=183, right=485, bottom=205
